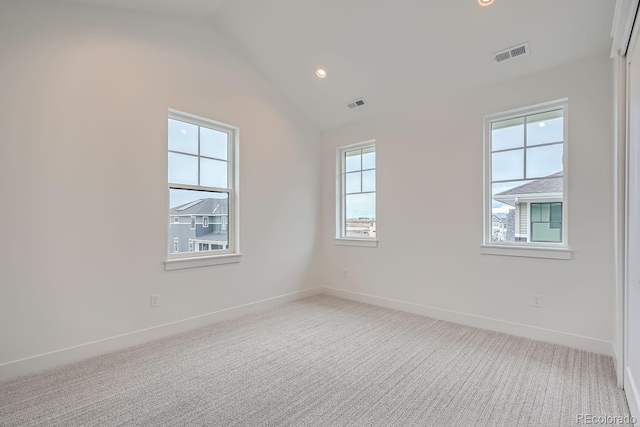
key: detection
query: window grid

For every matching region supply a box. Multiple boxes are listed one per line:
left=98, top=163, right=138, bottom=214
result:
left=485, top=100, right=567, bottom=248
left=338, top=143, right=376, bottom=240
left=490, top=109, right=564, bottom=186
left=168, top=110, right=238, bottom=260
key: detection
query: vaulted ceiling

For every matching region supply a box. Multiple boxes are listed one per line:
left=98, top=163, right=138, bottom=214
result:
left=52, top=0, right=616, bottom=130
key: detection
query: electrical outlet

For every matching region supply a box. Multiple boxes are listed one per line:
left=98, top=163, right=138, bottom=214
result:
left=151, top=294, right=160, bottom=308
left=343, top=270, right=348, bottom=279
left=532, top=294, right=542, bottom=308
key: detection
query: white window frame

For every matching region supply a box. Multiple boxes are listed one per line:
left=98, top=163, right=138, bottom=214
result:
left=203, top=216, right=209, bottom=227
left=481, top=99, right=572, bottom=260
left=173, top=237, right=179, bottom=252
left=190, top=215, right=196, bottom=230
left=335, top=140, right=378, bottom=248
left=165, top=109, right=241, bottom=270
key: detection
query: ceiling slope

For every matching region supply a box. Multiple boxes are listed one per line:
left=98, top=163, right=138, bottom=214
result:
left=212, top=0, right=616, bottom=130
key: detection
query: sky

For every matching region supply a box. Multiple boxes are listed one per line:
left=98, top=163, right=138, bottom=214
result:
left=167, top=117, right=560, bottom=220
left=491, top=116, right=563, bottom=214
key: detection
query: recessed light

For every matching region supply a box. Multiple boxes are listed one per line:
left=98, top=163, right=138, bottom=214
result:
left=315, top=68, right=327, bottom=79
left=478, top=0, right=494, bottom=6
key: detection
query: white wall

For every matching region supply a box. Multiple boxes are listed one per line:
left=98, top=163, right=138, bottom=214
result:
left=320, top=54, right=616, bottom=354
left=0, top=0, right=320, bottom=372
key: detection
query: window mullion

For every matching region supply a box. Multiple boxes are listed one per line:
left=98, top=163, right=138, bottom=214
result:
left=523, top=116, right=528, bottom=180
left=198, top=126, right=202, bottom=186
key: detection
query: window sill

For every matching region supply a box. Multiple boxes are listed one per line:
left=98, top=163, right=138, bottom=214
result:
left=480, top=245, right=572, bottom=260
left=334, top=238, right=378, bottom=248
left=164, top=253, right=242, bottom=271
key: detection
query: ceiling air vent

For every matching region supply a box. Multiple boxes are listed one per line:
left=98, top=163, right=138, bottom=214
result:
left=347, top=98, right=366, bottom=109
left=492, top=42, right=530, bottom=64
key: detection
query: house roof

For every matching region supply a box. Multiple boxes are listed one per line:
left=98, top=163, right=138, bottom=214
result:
left=496, top=172, right=563, bottom=197
left=193, top=231, right=228, bottom=243
left=170, top=198, right=229, bottom=216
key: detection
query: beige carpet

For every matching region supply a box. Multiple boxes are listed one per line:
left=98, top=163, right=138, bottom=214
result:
left=0, top=295, right=631, bottom=426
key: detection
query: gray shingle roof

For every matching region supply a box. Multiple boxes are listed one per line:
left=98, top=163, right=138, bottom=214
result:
left=496, top=172, right=563, bottom=196
left=170, top=198, right=229, bottom=215
left=193, top=231, right=228, bottom=243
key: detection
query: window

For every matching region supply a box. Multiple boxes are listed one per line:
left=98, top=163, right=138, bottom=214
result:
left=530, top=202, right=562, bottom=242
left=336, top=141, right=377, bottom=247
left=483, top=100, right=568, bottom=258
left=173, top=217, right=179, bottom=223
left=166, top=110, right=241, bottom=270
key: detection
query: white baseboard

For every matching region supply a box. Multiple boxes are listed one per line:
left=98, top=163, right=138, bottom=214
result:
left=320, top=287, right=613, bottom=356
left=626, top=367, right=640, bottom=425
left=613, top=342, right=624, bottom=389
left=0, top=287, right=322, bottom=382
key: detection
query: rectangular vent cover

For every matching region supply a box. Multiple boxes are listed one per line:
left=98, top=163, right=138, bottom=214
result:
left=347, top=98, right=366, bottom=109
left=492, top=42, right=530, bottom=63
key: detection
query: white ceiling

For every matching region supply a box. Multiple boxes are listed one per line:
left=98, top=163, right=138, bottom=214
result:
left=52, top=0, right=616, bottom=130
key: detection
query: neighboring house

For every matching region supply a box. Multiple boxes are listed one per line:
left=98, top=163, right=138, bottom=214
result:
left=491, top=214, right=508, bottom=241
left=493, top=172, right=563, bottom=243
left=169, top=198, right=229, bottom=253
left=346, top=218, right=376, bottom=238
left=506, top=209, right=516, bottom=242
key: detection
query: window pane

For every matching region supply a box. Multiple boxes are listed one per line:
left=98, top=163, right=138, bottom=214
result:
left=169, top=189, right=229, bottom=254
left=492, top=149, right=524, bottom=181
left=527, top=110, right=563, bottom=146
left=530, top=202, right=562, bottom=243
left=492, top=117, right=524, bottom=151
left=168, top=119, right=198, bottom=154
left=345, top=150, right=361, bottom=172
left=362, top=170, right=375, bottom=192
left=345, top=193, right=375, bottom=237
left=526, top=144, right=563, bottom=178
left=201, top=127, right=228, bottom=160
left=362, top=147, right=375, bottom=169
left=168, top=152, right=198, bottom=185
left=345, top=172, right=361, bottom=194
left=550, top=202, right=562, bottom=223
left=540, top=203, right=550, bottom=221
left=200, top=158, right=227, bottom=188
left=531, top=203, right=541, bottom=222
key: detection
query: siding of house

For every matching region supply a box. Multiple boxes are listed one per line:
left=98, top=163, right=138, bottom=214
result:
left=531, top=223, right=562, bottom=242
left=518, top=203, right=528, bottom=236
left=168, top=215, right=229, bottom=253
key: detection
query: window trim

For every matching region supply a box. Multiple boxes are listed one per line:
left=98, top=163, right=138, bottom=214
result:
left=165, top=109, right=241, bottom=270
left=203, top=216, right=209, bottom=228
left=335, top=140, right=378, bottom=247
left=482, top=99, right=572, bottom=260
